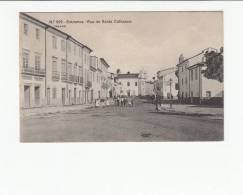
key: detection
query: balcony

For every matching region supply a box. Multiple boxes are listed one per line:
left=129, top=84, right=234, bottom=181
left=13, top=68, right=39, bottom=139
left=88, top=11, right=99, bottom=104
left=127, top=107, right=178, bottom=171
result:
left=35, top=68, right=45, bottom=76
left=61, top=72, right=68, bottom=82
left=52, top=71, right=60, bottom=81
left=22, top=66, right=46, bottom=77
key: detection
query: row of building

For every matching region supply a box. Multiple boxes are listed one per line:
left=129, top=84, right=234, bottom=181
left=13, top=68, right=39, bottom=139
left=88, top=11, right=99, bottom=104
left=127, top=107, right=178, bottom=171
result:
left=20, top=13, right=146, bottom=109
left=156, top=47, right=224, bottom=104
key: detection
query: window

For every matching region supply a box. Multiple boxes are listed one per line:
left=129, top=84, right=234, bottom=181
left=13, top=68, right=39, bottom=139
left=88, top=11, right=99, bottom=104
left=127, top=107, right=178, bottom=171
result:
left=206, top=91, right=211, bottom=97
left=182, top=78, right=183, bottom=86
left=52, top=88, right=57, bottom=99
left=67, top=62, right=72, bottom=75
left=67, top=42, right=71, bottom=53
left=79, top=47, right=82, bottom=57
left=35, top=54, right=41, bottom=70
left=191, top=91, right=193, bottom=97
left=23, top=51, right=29, bottom=67
left=74, top=63, right=77, bottom=76
left=135, top=82, right=138, bottom=86
left=52, top=57, right=57, bottom=72
left=24, top=23, right=28, bottom=35
left=191, top=69, right=193, bottom=80
left=52, top=36, right=57, bottom=49
left=61, top=59, right=66, bottom=73
left=74, top=45, right=76, bottom=56
left=127, top=82, right=130, bottom=86
left=36, top=28, right=40, bottom=40
left=61, top=40, right=65, bottom=52
left=195, top=68, right=198, bottom=80
left=34, top=86, right=40, bottom=105
left=185, top=77, right=187, bottom=85
left=79, top=66, right=83, bottom=77
left=182, top=66, right=183, bottom=72
left=84, top=55, right=87, bottom=65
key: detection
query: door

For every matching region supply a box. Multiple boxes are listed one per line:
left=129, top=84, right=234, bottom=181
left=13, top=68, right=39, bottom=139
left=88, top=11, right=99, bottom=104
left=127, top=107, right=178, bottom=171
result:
left=62, top=88, right=65, bottom=105
left=79, top=90, right=81, bottom=104
left=24, top=85, right=30, bottom=108
left=69, top=90, right=71, bottom=105
left=34, top=86, right=40, bottom=106
left=91, top=90, right=93, bottom=103
left=47, top=88, right=50, bottom=105
left=74, top=88, right=76, bottom=104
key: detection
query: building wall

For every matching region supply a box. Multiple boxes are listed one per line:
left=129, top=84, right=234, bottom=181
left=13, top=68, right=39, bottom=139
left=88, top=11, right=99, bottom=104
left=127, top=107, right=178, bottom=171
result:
left=20, top=13, right=111, bottom=108
left=20, top=15, right=46, bottom=108
left=163, top=72, right=178, bottom=99
left=177, top=51, right=224, bottom=104
left=119, top=78, right=139, bottom=96
left=188, top=66, right=200, bottom=98
left=178, top=61, right=190, bottom=99
left=138, top=78, right=146, bottom=96
left=145, top=82, right=154, bottom=96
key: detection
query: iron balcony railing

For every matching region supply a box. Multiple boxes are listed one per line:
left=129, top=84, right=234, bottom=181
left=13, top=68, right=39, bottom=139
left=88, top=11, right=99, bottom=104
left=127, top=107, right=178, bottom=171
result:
left=52, top=71, right=60, bottom=81
left=22, top=66, right=45, bottom=77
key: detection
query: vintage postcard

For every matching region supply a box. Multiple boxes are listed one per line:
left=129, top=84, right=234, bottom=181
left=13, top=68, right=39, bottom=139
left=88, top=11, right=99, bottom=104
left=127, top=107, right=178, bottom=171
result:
left=19, top=11, right=224, bottom=142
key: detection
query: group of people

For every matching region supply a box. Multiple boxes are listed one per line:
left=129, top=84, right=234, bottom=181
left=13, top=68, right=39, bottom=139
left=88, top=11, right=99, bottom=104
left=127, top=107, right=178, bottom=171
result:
left=94, top=96, right=136, bottom=108
left=114, top=95, right=135, bottom=107
left=95, top=98, right=110, bottom=108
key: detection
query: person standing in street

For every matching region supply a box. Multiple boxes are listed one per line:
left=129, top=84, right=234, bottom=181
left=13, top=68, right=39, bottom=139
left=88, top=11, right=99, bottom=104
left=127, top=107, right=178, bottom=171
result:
left=153, top=77, right=162, bottom=111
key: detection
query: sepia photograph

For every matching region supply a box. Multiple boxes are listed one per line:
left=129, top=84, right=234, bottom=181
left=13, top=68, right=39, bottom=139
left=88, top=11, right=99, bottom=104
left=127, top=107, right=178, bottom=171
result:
left=19, top=11, right=224, bottom=142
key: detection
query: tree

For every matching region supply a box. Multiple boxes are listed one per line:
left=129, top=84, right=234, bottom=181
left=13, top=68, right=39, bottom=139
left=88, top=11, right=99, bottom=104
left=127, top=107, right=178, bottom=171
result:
left=203, top=47, right=223, bottom=83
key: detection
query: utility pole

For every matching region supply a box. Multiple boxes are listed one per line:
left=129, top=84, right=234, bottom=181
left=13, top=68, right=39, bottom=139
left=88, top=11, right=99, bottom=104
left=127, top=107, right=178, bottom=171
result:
left=169, top=78, right=172, bottom=109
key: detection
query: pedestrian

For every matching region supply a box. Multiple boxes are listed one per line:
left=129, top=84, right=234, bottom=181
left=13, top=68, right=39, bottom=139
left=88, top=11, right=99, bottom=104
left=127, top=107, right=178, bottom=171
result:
left=95, top=98, right=100, bottom=108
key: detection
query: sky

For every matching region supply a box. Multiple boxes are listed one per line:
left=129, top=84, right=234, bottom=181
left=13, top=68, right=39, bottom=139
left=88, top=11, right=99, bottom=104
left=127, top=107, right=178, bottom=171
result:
left=28, top=12, right=223, bottom=80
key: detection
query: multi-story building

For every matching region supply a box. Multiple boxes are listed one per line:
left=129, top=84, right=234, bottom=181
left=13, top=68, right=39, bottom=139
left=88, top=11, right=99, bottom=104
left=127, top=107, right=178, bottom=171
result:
left=100, top=58, right=110, bottom=98
left=116, top=72, right=146, bottom=97
left=144, top=81, right=154, bottom=96
left=177, top=48, right=224, bottom=104
left=20, top=13, right=111, bottom=108
left=20, top=13, right=47, bottom=108
left=157, top=67, right=178, bottom=99
left=90, top=55, right=101, bottom=100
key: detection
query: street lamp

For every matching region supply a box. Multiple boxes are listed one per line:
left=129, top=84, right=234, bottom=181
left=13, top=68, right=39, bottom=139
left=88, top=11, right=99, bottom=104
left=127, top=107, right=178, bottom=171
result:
left=169, top=78, right=173, bottom=109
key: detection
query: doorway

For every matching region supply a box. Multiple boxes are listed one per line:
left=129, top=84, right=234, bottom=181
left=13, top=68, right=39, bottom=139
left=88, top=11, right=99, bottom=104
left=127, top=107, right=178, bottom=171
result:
left=62, top=88, right=65, bottom=105
left=24, top=85, right=30, bottom=108
left=34, top=86, right=40, bottom=106
left=47, top=88, right=50, bottom=105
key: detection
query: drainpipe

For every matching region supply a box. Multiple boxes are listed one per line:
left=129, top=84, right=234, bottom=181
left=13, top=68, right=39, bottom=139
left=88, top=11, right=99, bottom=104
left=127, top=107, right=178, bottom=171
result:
left=44, top=27, right=47, bottom=98
left=188, top=69, right=190, bottom=104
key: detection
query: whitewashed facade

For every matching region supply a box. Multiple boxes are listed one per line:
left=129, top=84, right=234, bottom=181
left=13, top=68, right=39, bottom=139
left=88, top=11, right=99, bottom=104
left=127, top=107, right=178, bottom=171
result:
left=157, top=67, right=178, bottom=99
left=20, top=13, right=111, bottom=108
left=177, top=48, right=224, bottom=104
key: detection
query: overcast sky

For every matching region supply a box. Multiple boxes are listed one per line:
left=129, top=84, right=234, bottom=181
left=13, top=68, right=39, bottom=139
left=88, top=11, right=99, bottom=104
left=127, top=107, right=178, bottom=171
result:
left=28, top=12, right=223, bottom=80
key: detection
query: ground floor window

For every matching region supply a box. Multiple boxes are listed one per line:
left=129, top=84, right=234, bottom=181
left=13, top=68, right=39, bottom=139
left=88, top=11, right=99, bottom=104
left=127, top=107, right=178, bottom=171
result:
left=24, top=85, right=31, bottom=108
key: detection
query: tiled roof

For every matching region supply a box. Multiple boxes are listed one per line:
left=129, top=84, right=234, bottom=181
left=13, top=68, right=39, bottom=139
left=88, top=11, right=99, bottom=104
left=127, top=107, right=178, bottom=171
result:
left=117, top=73, right=139, bottom=79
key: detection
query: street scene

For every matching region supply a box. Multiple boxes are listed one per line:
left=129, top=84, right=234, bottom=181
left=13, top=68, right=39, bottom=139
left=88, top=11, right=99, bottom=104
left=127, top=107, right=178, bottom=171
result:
left=21, top=100, right=223, bottom=142
left=20, top=12, right=224, bottom=142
